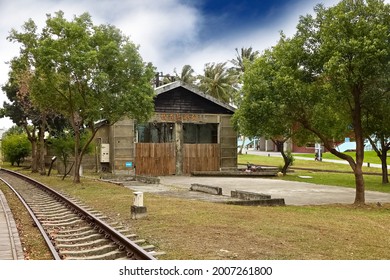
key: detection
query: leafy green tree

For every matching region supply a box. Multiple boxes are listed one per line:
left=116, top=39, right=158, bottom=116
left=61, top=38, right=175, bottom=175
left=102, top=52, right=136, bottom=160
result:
left=297, top=0, right=390, bottom=204
left=198, top=62, right=238, bottom=103
left=1, top=58, right=46, bottom=174
left=1, top=130, right=31, bottom=166
left=240, top=0, right=390, bottom=205
left=234, top=46, right=309, bottom=174
left=9, top=11, right=155, bottom=183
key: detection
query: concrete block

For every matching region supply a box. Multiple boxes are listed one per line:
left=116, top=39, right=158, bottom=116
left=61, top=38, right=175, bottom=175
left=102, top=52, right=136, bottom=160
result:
left=225, top=198, right=285, bottom=206
left=131, top=205, right=147, bottom=219
left=190, top=184, right=222, bottom=195
left=231, top=190, right=271, bottom=200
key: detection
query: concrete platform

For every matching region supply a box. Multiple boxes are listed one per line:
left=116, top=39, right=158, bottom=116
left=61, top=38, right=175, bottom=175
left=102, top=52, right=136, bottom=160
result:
left=0, top=190, right=24, bottom=260
left=123, top=176, right=390, bottom=206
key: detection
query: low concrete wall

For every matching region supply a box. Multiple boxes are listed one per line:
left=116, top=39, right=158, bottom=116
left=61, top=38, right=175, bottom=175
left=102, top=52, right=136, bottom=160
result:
left=191, top=170, right=277, bottom=177
left=190, top=184, right=222, bottom=195
left=102, top=174, right=160, bottom=184
left=229, top=190, right=285, bottom=206
left=231, top=190, right=271, bottom=200
left=225, top=198, right=285, bottom=206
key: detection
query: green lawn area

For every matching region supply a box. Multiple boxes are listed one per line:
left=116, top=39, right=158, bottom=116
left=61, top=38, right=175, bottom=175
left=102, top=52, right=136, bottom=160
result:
left=238, top=153, right=382, bottom=173
left=294, top=150, right=384, bottom=165
left=238, top=154, right=390, bottom=193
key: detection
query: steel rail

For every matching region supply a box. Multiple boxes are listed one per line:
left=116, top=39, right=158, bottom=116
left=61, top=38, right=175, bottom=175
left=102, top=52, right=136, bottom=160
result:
left=0, top=177, right=61, bottom=260
left=0, top=168, right=156, bottom=260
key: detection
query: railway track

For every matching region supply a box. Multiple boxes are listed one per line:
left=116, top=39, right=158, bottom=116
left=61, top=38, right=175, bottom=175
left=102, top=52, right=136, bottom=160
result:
left=0, top=168, right=160, bottom=260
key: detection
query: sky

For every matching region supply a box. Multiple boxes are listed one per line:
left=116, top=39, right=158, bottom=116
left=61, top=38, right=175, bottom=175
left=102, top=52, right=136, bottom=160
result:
left=0, top=0, right=341, bottom=129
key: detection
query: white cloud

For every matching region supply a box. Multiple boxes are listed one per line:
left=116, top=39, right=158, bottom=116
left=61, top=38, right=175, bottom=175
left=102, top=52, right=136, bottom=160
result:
left=0, top=0, right=357, bottom=129
left=110, top=0, right=201, bottom=71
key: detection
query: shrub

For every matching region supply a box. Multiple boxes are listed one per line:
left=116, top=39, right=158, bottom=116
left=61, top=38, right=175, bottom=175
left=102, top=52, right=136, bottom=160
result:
left=1, top=133, right=31, bottom=166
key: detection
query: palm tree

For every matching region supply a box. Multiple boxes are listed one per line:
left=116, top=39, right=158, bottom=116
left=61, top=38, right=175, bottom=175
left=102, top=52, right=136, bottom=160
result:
left=174, top=64, right=196, bottom=85
left=198, top=62, right=237, bottom=103
left=231, top=47, right=259, bottom=80
left=231, top=47, right=259, bottom=155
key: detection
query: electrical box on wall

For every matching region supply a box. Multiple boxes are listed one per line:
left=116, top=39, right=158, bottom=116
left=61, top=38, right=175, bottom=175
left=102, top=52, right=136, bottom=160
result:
left=100, top=144, right=110, bottom=163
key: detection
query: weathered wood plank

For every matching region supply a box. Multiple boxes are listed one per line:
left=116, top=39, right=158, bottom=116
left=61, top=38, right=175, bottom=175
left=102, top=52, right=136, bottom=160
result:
left=135, top=143, right=175, bottom=176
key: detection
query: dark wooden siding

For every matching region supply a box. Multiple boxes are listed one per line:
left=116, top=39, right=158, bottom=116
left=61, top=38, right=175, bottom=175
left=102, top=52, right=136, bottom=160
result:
left=155, top=87, right=233, bottom=114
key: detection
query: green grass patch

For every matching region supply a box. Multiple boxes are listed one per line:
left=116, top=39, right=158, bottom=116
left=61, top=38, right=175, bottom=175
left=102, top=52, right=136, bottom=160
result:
left=294, top=151, right=384, bottom=165
left=238, top=154, right=382, bottom=173
left=281, top=171, right=390, bottom=193
left=238, top=154, right=389, bottom=193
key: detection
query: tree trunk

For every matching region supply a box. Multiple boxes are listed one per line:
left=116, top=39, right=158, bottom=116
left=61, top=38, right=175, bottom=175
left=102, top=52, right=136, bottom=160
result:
left=238, top=135, right=246, bottom=155
left=30, top=141, right=38, bottom=173
left=380, top=154, right=389, bottom=184
left=353, top=164, right=365, bottom=204
left=280, top=152, right=290, bottom=175
left=379, top=137, right=389, bottom=184
left=24, top=124, right=38, bottom=173
left=380, top=149, right=389, bottom=184
left=38, top=120, right=47, bottom=175
left=368, top=136, right=389, bottom=184
left=71, top=120, right=101, bottom=183
left=274, top=139, right=290, bottom=175
left=73, top=126, right=81, bottom=183
left=351, top=86, right=365, bottom=205
left=73, top=158, right=81, bottom=184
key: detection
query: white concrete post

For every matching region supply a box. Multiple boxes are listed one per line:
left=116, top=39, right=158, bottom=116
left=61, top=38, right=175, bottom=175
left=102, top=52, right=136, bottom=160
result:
left=131, top=191, right=147, bottom=219
left=133, top=191, right=144, bottom=207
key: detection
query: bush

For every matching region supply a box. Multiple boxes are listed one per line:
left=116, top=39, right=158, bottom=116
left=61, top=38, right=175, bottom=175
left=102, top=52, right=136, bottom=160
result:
left=1, top=133, right=31, bottom=166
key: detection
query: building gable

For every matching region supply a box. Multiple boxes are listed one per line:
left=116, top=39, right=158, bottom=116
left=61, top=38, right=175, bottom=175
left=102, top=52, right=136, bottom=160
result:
left=154, top=81, right=235, bottom=115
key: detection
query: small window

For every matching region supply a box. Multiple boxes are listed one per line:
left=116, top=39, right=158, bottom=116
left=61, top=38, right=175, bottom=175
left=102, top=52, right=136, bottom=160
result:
left=137, top=123, right=174, bottom=143
left=183, top=123, right=218, bottom=144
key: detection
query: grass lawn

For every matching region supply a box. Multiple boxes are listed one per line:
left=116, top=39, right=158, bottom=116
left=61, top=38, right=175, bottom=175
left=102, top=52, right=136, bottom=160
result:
left=294, top=150, right=385, bottom=165
left=239, top=154, right=389, bottom=193
left=239, top=153, right=383, bottom=172
left=1, top=162, right=390, bottom=260
left=282, top=172, right=390, bottom=193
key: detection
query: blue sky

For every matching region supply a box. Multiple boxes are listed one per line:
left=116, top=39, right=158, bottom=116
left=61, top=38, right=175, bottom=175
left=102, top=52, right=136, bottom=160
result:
left=0, top=0, right=340, bottom=128
left=198, top=0, right=293, bottom=39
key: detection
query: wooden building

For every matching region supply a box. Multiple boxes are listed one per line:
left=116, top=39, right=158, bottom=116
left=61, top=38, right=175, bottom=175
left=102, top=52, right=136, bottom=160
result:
left=94, top=81, right=237, bottom=176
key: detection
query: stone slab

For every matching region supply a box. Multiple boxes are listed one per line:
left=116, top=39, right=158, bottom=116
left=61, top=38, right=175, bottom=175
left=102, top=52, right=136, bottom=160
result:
left=190, top=183, right=222, bottom=195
